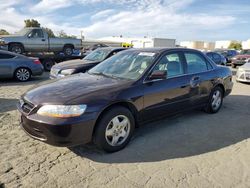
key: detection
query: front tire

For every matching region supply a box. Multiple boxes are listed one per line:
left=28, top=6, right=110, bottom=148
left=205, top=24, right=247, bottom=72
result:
left=14, top=68, right=31, bottom=82
left=205, top=87, right=223, bottom=114
left=9, top=44, right=24, bottom=54
left=94, top=106, right=135, bottom=152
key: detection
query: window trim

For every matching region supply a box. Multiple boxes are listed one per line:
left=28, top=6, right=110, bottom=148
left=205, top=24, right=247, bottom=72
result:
left=143, top=50, right=186, bottom=83
left=184, top=51, right=212, bottom=74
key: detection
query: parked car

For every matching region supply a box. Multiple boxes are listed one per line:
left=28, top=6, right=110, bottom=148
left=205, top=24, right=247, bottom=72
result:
left=231, top=49, right=250, bottom=68
left=0, top=50, right=43, bottom=81
left=17, top=48, right=233, bottom=152
left=214, top=49, right=238, bottom=65
left=0, top=27, right=82, bottom=56
left=83, top=43, right=110, bottom=56
left=236, top=63, right=250, bottom=83
left=205, top=52, right=227, bottom=65
left=50, top=47, right=126, bottom=79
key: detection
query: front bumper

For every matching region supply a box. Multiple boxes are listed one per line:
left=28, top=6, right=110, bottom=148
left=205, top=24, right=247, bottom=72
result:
left=231, top=60, right=248, bottom=66
left=17, top=103, right=97, bottom=147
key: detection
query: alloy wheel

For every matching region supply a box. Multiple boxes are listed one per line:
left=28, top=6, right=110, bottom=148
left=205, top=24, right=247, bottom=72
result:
left=16, top=68, right=30, bottom=81
left=105, top=115, right=131, bottom=146
left=211, top=90, right=222, bottom=111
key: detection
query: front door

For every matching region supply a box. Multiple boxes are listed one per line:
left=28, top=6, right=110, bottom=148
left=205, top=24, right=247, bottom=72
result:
left=142, top=51, right=191, bottom=121
left=25, top=29, right=48, bottom=52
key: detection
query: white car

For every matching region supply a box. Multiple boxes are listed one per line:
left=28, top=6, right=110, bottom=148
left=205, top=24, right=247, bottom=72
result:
left=236, top=63, right=250, bottom=83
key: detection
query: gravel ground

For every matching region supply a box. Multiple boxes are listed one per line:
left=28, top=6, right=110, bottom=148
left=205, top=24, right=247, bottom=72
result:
left=0, top=70, right=250, bottom=188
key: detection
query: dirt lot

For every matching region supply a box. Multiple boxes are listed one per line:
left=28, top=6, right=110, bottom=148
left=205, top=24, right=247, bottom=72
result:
left=0, top=71, right=250, bottom=188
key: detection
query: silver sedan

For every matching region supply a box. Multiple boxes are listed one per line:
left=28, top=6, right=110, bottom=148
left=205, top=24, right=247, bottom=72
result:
left=236, top=63, right=250, bottom=83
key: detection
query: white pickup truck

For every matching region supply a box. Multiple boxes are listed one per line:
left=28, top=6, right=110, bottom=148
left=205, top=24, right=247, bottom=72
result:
left=0, top=27, right=82, bottom=56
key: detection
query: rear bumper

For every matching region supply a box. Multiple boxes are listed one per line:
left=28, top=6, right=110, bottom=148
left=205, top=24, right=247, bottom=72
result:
left=32, top=67, right=44, bottom=76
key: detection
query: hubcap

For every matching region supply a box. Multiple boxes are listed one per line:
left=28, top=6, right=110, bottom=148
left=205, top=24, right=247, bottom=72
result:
left=65, top=48, right=72, bottom=55
left=105, top=115, right=131, bottom=146
left=211, top=90, right=222, bottom=110
left=12, top=46, right=22, bottom=54
left=16, top=69, right=30, bottom=81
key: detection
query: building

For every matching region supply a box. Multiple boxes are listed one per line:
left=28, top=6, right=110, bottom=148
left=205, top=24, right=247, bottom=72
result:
left=180, top=41, right=205, bottom=50
left=204, top=42, right=215, bottom=51
left=215, top=40, right=234, bottom=49
left=98, top=36, right=176, bottom=48
left=242, top=39, right=250, bottom=50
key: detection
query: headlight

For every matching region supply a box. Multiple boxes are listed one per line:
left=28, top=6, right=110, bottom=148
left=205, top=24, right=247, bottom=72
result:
left=37, top=104, right=87, bottom=118
left=232, top=57, right=237, bottom=60
left=60, top=69, right=75, bottom=75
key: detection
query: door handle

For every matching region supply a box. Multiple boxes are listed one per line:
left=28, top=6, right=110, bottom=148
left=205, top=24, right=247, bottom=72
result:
left=191, top=76, right=200, bottom=81
left=41, top=39, right=45, bottom=41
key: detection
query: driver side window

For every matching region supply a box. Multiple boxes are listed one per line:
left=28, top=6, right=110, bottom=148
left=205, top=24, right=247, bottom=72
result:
left=153, top=53, right=184, bottom=78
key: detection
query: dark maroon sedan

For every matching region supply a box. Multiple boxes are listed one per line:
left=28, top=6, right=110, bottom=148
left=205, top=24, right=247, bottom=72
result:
left=17, top=48, right=233, bottom=152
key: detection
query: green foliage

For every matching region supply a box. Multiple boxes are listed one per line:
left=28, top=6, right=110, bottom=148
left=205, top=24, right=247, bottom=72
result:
left=24, top=19, right=41, bottom=27
left=43, top=27, right=55, bottom=37
left=58, top=30, right=77, bottom=39
left=228, top=42, right=242, bottom=50
left=0, top=29, right=9, bottom=35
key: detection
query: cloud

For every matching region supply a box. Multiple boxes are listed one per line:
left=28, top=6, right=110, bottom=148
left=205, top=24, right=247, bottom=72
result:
left=31, top=0, right=73, bottom=13
left=91, top=9, right=116, bottom=21
left=81, top=1, right=235, bottom=40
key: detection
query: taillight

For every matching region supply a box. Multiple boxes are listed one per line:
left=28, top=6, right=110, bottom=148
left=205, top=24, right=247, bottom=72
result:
left=33, top=59, right=41, bottom=64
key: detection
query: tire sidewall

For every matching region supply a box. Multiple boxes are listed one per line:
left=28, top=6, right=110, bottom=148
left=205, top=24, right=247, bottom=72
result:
left=94, top=107, right=135, bottom=152
left=15, top=68, right=31, bottom=82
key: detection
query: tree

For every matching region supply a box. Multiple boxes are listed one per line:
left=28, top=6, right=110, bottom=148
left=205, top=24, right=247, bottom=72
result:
left=0, top=29, right=9, bottom=35
left=43, top=27, right=55, bottom=37
left=228, top=41, right=242, bottom=50
left=58, top=30, right=77, bottom=39
left=24, top=19, right=41, bottom=27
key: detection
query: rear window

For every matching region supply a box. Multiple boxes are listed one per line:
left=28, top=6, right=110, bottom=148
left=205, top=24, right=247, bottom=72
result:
left=0, top=53, right=15, bottom=59
left=185, top=52, right=209, bottom=74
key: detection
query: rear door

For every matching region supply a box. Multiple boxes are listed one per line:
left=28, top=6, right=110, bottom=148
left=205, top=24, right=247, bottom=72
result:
left=0, top=53, right=16, bottom=77
left=142, top=51, right=192, bottom=121
left=183, top=51, right=215, bottom=106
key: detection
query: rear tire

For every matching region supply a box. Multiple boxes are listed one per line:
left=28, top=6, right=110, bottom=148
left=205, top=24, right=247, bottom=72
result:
left=14, top=68, right=31, bottom=82
left=93, top=106, right=135, bottom=152
left=9, top=44, right=24, bottom=54
left=42, top=59, right=54, bottom=71
left=204, top=87, right=223, bottom=114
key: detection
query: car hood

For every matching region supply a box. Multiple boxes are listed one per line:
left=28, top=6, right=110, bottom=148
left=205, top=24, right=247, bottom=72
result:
left=241, top=63, right=250, bottom=70
left=23, top=73, right=133, bottom=105
left=52, top=59, right=99, bottom=70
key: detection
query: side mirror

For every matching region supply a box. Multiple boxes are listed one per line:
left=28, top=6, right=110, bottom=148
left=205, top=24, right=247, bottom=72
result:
left=149, top=70, right=167, bottom=80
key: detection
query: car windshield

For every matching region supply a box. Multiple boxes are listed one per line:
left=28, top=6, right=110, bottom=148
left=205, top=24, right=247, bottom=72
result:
left=240, top=50, right=250, bottom=55
left=84, top=48, right=111, bottom=62
left=88, top=50, right=157, bottom=80
left=16, top=28, right=31, bottom=36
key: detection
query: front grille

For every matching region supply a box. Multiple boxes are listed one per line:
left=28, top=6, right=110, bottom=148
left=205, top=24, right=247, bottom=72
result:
left=237, top=57, right=246, bottom=61
left=20, top=99, right=35, bottom=114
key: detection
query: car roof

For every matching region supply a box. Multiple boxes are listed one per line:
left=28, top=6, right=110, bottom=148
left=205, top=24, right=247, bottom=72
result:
left=99, top=47, right=127, bottom=51
left=125, top=47, right=201, bottom=53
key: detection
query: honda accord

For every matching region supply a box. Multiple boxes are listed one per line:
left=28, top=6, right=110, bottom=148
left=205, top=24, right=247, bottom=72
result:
left=17, top=48, right=233, bottom=152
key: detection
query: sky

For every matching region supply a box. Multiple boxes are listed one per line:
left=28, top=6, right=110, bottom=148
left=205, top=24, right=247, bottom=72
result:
left=0, top=0, right=249, bottom=42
